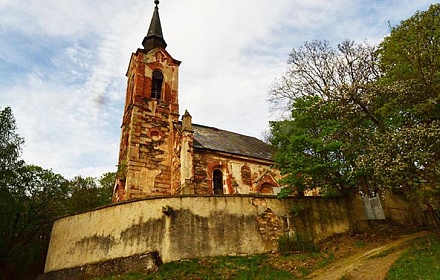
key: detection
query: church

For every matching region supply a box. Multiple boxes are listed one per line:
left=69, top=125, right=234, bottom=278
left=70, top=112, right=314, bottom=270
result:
left=113, top=0, right=282, bottom=202
left=41, top=2, right=417, bottom=277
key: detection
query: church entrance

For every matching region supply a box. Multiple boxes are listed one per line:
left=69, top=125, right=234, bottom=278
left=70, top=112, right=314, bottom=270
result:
left=213, top=169, right=223, bottom=194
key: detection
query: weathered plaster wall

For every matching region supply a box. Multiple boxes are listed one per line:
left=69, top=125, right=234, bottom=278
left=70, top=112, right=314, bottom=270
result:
left=380, top=190, right=427, bottom=226
left=44, top=196, right=350, bottom=273
left=171, top=121, right=194, bottom=195
left=193, top=151, right=282, bottom=195
left=116, top=48, right=181, bottom=200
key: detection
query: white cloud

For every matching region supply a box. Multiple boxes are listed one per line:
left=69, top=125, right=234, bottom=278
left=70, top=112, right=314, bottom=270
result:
left=0, top=0, right=434, bottom=178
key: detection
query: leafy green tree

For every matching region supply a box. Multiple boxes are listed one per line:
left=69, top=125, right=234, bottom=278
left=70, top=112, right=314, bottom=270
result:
left=363, top=4, right=440, bottom=194
left=0, top=106, right=116, bottom=277
left=268, top=40, right=382, bottom=196
left=269, top=6, right=439, bottom=202
left=98, top=171, right=116, bottom=204
left=0, top=107, right=24, bottom=183
left=0, top=107, right=72, bottom=278
left=0, top=166, right=69, bottom=275
left=270, top=96, right=349, bottom=197
left=67, top=172, right=115, bottom=213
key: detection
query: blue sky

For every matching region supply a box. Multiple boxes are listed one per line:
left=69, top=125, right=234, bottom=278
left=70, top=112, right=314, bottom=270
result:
left=0, top=0, right=434, bottom=179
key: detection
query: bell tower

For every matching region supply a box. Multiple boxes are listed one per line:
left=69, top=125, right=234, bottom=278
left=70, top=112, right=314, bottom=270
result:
left=114, top=0, right=181, bottom=201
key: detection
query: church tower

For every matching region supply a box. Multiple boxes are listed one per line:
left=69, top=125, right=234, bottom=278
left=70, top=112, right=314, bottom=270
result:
left=114, top=0, right=181, bottom=201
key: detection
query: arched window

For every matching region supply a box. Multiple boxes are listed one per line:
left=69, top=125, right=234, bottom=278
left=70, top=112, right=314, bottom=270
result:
left=241, top=165, right=252, bottom=185
left=260, top=183, right=274, bottom=194
left=213, top=169, right=223, bottom=194
left=151, top=70, right=163, bottom=99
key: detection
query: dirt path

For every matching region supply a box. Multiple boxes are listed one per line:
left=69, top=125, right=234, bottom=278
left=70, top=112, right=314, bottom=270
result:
left=305, top=231, right=428, bottom=280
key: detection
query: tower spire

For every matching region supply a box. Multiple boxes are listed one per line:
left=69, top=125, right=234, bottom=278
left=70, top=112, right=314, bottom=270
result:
left=142, top=0, right=167, bottom=51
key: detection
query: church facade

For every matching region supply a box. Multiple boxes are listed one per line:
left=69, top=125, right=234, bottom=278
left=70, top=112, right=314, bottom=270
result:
left=113, top=1, right=281, bottom=202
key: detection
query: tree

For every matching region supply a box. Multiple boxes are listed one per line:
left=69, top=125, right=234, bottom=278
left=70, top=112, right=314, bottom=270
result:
left=0, top=165, right=69, bottom=273
left=268, top=40, right=382, bottom=196
left=268, top=5, right=440, bottom=210
left=98, top=171, right=116, bottom=204
left=362, top=5, right=440, bottom=231
left=268, top=40, right=381, bottom=121
left=0, top=107, right=24, bottom=183
left=67, top=172, right=115, bottom=213
left=270, top=96, right=349, bottom=197
left=365, top=4, right=440, bottom=191
left=0, top=108, right=71, bottom=278
left=0, top=106, right=117, bottom=277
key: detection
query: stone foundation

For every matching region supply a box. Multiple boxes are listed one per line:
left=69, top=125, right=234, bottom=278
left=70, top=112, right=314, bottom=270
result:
left=38, top=252, right=161, bottom=280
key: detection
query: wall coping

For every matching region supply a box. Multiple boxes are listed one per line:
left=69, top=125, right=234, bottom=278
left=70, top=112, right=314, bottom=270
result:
left=56, top=194, right=340, bottom=221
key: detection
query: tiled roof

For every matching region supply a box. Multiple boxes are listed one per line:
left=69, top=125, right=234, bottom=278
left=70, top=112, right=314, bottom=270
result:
left=191, top=124, right=274, bottom=161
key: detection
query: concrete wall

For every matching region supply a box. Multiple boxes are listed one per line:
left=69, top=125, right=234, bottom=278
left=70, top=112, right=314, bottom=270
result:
left=44, top=195, right=350, bottom=273
left=380, top=190, right=428, bottom=226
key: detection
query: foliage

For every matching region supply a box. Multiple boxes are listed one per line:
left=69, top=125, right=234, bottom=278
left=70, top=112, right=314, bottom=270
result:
left=67, top=172, right=115, bottom=214
left=0, top=107, right=24, bottom=184
left=353, top=241, right=367, bottom=248
left=0, top=107, right=71, bottom=278
left=268, top=40, right=381, bottom=196
left=0, top=106, right=116, bottom=278
left=97, top=250, right=340, bottom=280
left=268, top=5, right=440, bottom=199
left=270, top=96, right=354, bottom=196
left=386, top=235, right=440, bottom=280
left=0, top=165, right=69, bottom=274
left=116, top=160, right=128, bottom=179
left=99, top=255, right=295, bottom=280
left=365, top=4, right=440, bottom=193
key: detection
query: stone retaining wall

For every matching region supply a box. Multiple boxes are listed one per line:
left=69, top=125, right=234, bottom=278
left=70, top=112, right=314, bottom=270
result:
left=44, top=195, right=351, bottom=275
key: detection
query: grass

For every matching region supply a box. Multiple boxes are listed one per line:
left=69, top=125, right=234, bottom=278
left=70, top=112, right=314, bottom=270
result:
left=278, top=232, right=319, bottom=255
left=353, top=240, right=367, bottom=248
left=99, top=254, right=295, bottom=280
left=97, top=251, right=337, bottom=280
left=96, top=232, right=440, bottom=280
left=386, top=235, right=440, bottom=280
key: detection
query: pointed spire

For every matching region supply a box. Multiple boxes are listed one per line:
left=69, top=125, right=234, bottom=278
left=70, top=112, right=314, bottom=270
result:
left=142, top=0, right=167, bottom=51
left=182, top=110, right=192, bottom=131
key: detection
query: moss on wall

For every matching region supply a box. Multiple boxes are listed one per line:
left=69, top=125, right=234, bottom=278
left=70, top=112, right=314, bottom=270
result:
left=44, top=196, right=350, bottom=274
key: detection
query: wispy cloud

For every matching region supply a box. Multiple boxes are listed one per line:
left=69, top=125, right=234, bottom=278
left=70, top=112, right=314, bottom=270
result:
left=0, top=0, right=433, bottom=178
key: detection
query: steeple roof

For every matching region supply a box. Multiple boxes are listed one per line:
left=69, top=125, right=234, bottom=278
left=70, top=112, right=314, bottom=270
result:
left=142, top=0, right=167, bottom=51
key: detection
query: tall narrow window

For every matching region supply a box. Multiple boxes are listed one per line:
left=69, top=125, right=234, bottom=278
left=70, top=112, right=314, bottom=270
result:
left=151, top=70, right=163, bottom=99
left=241, top=165, right=252, bottom=185
left=213, top=169, right=223, bottom=195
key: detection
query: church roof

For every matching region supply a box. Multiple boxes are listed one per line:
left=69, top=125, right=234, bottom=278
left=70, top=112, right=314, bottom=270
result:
left=191, top=124, right=274, bottom=162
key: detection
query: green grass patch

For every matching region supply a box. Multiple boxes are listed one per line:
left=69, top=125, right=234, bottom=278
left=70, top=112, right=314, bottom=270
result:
left=353, top=241, right=367, bottom=248
left=97, top=251, right=337, bottom=279
left=386, top=235, right=440, bottom=280
left=100, top=271, right=147, bottom=279
left=99, top=254, right=295, bottom=280
left=317, top=252, right=335, bottom=269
